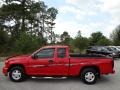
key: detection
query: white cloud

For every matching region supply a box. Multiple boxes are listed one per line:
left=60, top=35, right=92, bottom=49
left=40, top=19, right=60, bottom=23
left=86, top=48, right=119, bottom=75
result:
left=66, top=0, right=100, bottom=11
left=59, top=0, right=120, bottom=37
left=66, top=0, right=97, bottom=6
left=52, top=0, right=120, bottom=38
left=59, top=6, right=86, bottom=20
left=0, top=1, right=4, bottom=7
left=99, top=0, right=120, bottom=21
left=99, top=0, right=120, bottom=37
left=59, top=0, right=100, bottom=21
left=100, top=0, right=120, bottom=11
left=59, top=5, right=98, bottom=21
left=66, top=0, right=92, bottom=10
left=54, top=16, right=119, bottom=39
left=66, top=0, right=80, bottom=4
left=65, top=0, right=120, bottom=22
left=53, top=18, right=80, bottom=37
left=53, top=18, right=111, bottom=38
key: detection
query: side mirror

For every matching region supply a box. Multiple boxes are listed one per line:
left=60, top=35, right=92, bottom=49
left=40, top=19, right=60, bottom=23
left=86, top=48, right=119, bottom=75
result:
left=31, top=54, right=38, bottom=59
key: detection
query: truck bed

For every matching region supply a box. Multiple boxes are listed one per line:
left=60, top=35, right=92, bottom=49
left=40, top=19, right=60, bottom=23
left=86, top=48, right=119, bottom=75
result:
left=70, top=53, right=107, bottom=58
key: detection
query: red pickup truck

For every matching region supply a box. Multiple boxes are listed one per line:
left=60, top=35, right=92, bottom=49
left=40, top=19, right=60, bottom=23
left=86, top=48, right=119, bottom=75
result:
left=2, top=45, right=115, bottom=84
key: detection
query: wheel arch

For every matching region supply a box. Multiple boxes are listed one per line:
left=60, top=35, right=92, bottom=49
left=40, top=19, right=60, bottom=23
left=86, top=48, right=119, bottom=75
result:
left=79, top=65, right=100, bottom=76
left=8, top=64, right=25, bottom=72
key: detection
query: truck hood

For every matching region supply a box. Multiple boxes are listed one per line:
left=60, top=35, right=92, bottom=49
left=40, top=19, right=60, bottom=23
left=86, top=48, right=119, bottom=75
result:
left=6, top=55, right=30, bottom=62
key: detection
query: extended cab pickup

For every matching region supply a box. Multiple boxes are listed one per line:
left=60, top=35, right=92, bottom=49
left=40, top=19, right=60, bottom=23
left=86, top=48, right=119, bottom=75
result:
left=2, top=45, right=115, bottom=84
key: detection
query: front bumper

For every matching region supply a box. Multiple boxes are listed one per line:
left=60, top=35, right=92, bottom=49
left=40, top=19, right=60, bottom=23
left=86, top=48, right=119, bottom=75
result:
left=2, top=67, right=8, bottom=76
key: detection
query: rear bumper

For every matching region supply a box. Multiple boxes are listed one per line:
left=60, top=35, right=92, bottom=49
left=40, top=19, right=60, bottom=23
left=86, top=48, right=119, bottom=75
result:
left=2, top=67, right=8, bottom=76
left=111, top=70, right=115, bottom=74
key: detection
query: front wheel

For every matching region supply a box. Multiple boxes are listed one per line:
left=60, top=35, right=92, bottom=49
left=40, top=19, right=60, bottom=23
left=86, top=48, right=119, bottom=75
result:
left=9, top=66, right=26, bottom=82
left=80, top=68, right=98, bottom=85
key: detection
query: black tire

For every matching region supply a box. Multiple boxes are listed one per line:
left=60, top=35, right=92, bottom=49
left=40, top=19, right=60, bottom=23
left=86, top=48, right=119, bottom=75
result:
left=9, top=66, right=27, bottom=82
left=80, top=68, right=98, bottom=85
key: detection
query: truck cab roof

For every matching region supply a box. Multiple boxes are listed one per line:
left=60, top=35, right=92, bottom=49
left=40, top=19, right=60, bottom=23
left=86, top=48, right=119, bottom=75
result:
left=42, top=45, right=69, bottom=49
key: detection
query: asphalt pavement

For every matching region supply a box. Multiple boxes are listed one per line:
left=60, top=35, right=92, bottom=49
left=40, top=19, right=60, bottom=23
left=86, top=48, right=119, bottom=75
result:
left=0, top=60, right=120, bottom=90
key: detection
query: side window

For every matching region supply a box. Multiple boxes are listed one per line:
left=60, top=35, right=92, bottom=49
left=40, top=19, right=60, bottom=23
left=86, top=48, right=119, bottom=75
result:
left=57, top=48, right=66, bottom=58
left=97, top=47, right=102, bottom=51
left=91, top=47, right=97, bottom=50
left=106, top=47, right=112, bottom=51
left=101, top=47, right=107, bottom=52
left=36, top=48, right=55, bottom=58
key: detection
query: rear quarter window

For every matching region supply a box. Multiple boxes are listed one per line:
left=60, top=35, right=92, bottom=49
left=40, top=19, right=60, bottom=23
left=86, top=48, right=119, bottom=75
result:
left=57, top=48, right=66, bottom=58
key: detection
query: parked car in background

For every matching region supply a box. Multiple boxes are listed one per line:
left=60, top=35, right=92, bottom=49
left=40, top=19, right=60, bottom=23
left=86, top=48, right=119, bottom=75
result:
left=106, top=46, right=120, bottom=57
left=108, top=46, right=120, bottom=52
left=86, top=46, right=120, bottom=58
left=116, top=46, right=120, bottom=50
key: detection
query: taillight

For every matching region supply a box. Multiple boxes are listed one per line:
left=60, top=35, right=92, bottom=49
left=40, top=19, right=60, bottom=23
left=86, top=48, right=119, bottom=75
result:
left=111, top=59, right=114, bottom=68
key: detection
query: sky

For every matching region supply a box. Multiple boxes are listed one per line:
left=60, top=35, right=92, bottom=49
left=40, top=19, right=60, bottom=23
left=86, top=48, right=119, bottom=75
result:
left=42, top=0, right=120, bottom=38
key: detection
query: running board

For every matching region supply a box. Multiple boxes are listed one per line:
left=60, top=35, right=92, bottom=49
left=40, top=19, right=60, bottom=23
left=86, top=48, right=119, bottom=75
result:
left=31, top=76, right=67, bottom=79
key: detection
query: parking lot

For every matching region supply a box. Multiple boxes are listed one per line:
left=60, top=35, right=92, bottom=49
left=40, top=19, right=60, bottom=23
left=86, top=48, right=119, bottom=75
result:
left=0, top=60, right=120, bottom=90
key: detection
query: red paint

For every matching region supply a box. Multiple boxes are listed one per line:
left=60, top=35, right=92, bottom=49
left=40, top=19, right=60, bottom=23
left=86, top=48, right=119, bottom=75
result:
left=2, top=45, right=115, bottom=77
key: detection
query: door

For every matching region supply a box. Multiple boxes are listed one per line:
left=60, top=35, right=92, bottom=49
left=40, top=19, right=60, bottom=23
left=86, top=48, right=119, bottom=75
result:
left=28, top=48, right=56, bottom=75
left=28, top=47, right=69, bottom=76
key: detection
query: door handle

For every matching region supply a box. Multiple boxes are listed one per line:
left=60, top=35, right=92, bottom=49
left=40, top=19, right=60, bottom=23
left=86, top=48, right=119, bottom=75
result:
left=48, top=60, right=54, bottom=64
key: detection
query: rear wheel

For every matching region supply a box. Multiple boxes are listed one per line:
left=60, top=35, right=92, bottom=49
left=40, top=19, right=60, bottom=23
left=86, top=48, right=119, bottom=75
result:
left=80, top=68, right=98, bottom=85
left=9, top=66, right=27, bottom=82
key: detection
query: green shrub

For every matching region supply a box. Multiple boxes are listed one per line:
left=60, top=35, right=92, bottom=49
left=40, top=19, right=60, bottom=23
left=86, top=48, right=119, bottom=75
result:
left=13, top=33, right=46, bottom=54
